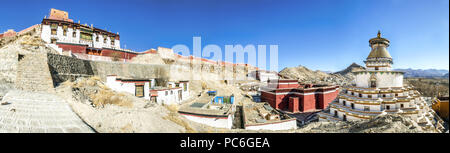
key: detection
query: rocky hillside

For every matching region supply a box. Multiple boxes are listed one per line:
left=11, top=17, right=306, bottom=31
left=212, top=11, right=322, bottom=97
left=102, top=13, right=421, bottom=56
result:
left=297, top=114, right=437, bottom=133
left=334, top=62, right=365, bottom=76
left=279, top=65, right=329, bottom=82
left=278, top=63, right=361, bottom=86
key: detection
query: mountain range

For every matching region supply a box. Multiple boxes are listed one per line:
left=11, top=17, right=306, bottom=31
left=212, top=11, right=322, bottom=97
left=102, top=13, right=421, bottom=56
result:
left=394, top=68, right=449, bottom=78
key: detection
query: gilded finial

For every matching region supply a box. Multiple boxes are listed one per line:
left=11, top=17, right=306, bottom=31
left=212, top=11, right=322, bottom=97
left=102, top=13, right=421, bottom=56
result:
left=377, top=30, right=381, bottom=38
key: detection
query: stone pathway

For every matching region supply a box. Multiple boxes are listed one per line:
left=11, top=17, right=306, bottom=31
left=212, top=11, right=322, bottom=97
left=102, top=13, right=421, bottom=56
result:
left=0, top=90, right=94, bottom=133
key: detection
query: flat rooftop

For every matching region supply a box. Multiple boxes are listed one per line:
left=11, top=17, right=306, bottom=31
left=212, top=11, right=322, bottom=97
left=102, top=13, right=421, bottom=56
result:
left=243, top=103, right=294, bottom=125
left=178, top=94, right=233, bottom=116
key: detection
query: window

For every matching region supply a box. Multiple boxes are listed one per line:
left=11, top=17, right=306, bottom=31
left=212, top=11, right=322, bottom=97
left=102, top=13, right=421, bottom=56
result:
left=395, top=93, right=398, bottom=97
left=359, top=93, right=362, bottom=98
left=80, top=32, right=92, bottom=40
left=96, top=36, right=99, bottom=42
left=183, top=83, right=187, bottom=91
left=170, top=91, right=173, bottom=95
left=370, top=80, right=376, bottom=88
left=165, top=91, right=168, bottom=96
left=375, top=67, right=379, bottom=70
left=104, top=37, right=107, bottom=43
left=383, top=94, right=386, bottom=98
left=51, top=29, right=57, bottom=35
left=343, top=101, right=346, bottom=106
left=18, top=54, right=24, bottom=61
left=400, top=104, right=404, bottom=108
left=73, top=31, right=76, bottom=37
left=135, top=85, right=144, bottom=97
left=50, top=23, right=57, bottom=35
left=368, top=95, right=372, bottom=98
left=386, top=105, right=390, bottom=110
left=63, top=25, right=68, bottom=36
left=334, top=110, right=338, bottom=117
left=364, top=106, right=370, bottom=111
left=351, top=103, right=355, bottom=109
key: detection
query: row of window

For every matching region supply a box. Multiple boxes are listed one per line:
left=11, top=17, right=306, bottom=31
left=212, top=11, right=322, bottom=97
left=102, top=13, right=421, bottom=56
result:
left=346, top=90, right=403, bottom=98
left=341, top=100, right=405, bottom=111
left=50, top=25, right=116, bottom=45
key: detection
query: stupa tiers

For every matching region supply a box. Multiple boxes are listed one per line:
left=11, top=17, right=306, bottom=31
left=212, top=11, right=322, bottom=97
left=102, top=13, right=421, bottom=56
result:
left=318, top=31, right=441, bottom=131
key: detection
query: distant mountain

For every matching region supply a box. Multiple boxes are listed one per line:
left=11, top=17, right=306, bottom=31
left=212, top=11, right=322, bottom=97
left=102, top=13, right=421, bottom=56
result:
left=321, top=71, right=333, bottom=74
left=278, top=65, right=330, bottom=81
left=395, top=68, right=449, bottom=78
left=442, top=73, right=449, bottom=78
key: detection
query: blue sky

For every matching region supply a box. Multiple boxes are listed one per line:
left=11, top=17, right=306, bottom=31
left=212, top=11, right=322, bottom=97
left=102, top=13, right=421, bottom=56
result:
left=0, top=0, right=448, bottom=72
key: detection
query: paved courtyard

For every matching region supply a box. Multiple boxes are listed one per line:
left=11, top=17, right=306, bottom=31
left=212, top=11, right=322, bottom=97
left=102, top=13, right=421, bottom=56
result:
left=0, top=90, right=95, bottom=133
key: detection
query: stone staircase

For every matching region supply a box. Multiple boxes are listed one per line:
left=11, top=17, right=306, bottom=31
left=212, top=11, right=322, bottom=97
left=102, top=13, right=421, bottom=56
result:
left=15, top=53, right=55, bottom=93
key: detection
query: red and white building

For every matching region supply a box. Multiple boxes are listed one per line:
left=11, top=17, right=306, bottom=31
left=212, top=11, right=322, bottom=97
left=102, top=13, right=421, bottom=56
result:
left=106, top=75, right=155, bottom=100
left=106, top=75, right=190, bottom=105
left=260, top=79, right=339, bottom=113
left=40, top=8, right=141, bottom=61
left=150, top=81, right=190, bottom=105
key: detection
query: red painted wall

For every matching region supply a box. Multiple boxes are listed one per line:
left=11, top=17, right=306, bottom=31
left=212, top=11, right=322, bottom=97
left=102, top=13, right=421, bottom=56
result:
left=102, top=49, right=138, bottom=60
left=55, top=43, right=139, bottom=60
left=289, top=97, right=299, bottom=113
left=300, top=94, right=316, bottom=112
left=261, top=87, right=339, bottom=113
left=317, top=90, right=339, bottom=109
left=57, top=44, right=87, bottom=54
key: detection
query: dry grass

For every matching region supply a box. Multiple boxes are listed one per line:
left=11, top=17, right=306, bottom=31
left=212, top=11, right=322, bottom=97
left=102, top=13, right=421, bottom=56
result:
left=90, top=89, right=133, bottom=108
left=20, top=35, right=44, bottom=47
left=163, top=104, right=196, bottom=133
left=120, top=123, right=133, bottom=133
left=64, top=76, right=134, bottom=108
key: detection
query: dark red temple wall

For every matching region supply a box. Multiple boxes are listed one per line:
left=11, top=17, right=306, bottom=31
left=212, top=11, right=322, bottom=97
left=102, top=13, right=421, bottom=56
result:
left=319, top=90, right=339, bottom=109
left=299, top=94, right=316, bottom=112
left=56, top=44, right=86, bottom=54
left=261, top=92, right=278, bottom=109
left=289, top=97, right=299, bottom=113
left=288, top=84, right=299, bottom=88
left=101, top=49, right=138, bottom=60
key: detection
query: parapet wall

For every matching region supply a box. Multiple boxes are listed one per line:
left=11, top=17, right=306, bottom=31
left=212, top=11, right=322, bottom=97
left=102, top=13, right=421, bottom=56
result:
left=47, top=53, right=169, bottom=85
left=0, top=48, right=18, bottom=88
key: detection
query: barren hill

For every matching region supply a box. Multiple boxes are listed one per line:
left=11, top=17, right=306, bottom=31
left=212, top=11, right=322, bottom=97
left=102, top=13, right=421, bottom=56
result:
left=334, top=62, right=365, bottom=75
left=278, top=65, right=330, bottom=82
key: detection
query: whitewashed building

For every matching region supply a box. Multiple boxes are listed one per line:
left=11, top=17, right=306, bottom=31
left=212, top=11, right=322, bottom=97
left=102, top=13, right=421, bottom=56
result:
left=106, top=75, right=190, bottom=105
left=106, top=75, right=155, bottom=100
left=150, top=81, right=190, bottom=105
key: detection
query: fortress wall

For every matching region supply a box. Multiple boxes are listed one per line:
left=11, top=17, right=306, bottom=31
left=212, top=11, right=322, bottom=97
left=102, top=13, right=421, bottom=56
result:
left=0, top=49, right=18, bottom=90
left=47, top=53, right=170, bottom=85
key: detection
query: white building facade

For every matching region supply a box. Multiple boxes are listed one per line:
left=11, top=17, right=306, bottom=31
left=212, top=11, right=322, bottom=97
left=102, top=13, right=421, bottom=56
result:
left=106, top=75, right=155, bottom=100
left=150, top=81, right=190, bottom=105
left=41, top=18, right=121, bottom=49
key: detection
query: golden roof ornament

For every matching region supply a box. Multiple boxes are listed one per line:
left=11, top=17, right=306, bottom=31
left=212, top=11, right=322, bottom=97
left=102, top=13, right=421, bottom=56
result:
left=377, top=30, right=381, bottom=38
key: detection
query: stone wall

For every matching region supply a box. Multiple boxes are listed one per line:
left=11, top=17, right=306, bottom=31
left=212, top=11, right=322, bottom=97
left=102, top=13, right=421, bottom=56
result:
left=15, top=53, right=55, bottom=93
left=0, top=48, right=18, bottom=94
left=47, top=53, right=170, bottom=86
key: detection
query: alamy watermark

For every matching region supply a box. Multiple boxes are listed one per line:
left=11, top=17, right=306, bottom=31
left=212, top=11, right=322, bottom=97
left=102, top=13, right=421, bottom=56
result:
left=169, top=36, right=278, bottom=81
